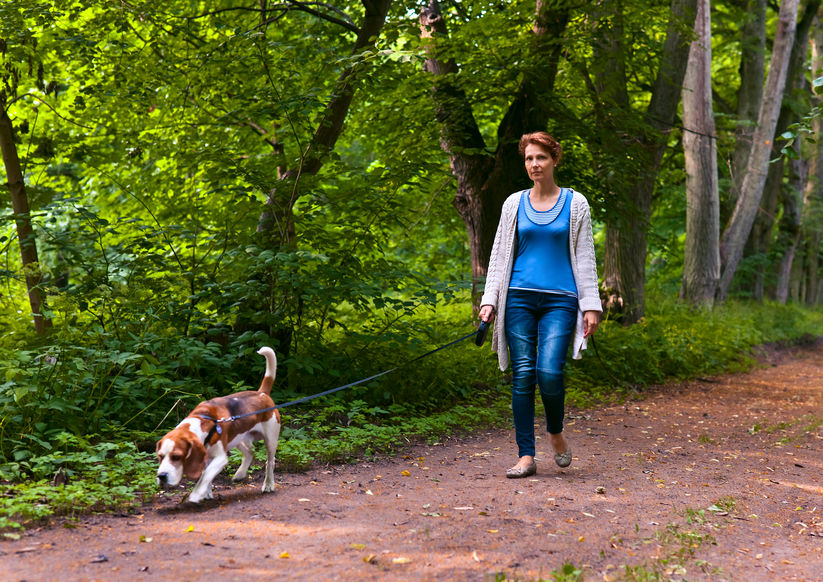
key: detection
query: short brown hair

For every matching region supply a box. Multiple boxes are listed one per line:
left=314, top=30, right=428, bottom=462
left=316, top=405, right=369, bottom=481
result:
left=518, top=132, right=562, bottom=166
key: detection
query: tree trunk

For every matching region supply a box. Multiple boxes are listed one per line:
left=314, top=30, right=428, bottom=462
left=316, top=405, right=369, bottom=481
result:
left=0, top=97, right=51, bottom=334
left=773, top=0, right=820, bottom=302
left=729, top=0, right=767, bottom=203
left=598, top=0, right=698, bottom=323
left=419, top=0, right=570, bottom=300
left=747, top=161, right=781, bottom=299
left=716, top=0, right=800, bottom=302
left=256, top=0, right=392, bottom=242
left=774, top=138, right=805, bottom=303
left=745, top=0, right=819, bottom=300
left=680, top=0, right=720, bottom=306
left=802, top=15, right=823, bottom=305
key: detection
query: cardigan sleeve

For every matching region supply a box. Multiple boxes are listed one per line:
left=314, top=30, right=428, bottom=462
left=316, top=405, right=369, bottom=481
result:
left=479, top=208, right=509, bottom=311
left=479, top=193, right=519, bottom=311
left=573, top=197, right=603, bottom=313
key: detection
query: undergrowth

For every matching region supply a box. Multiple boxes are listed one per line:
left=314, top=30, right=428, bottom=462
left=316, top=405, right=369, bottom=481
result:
left=0, top=434, right=158, bottom=535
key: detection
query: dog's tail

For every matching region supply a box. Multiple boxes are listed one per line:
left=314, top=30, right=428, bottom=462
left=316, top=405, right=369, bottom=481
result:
left=256, top=346, right=277, bottom=394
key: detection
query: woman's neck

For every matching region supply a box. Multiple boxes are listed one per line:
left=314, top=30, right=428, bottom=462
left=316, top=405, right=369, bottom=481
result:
left=531, top=179, right=560, bottom=201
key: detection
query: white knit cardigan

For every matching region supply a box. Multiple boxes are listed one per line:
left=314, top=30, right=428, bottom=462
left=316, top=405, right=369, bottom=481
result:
left=480, top=189, right=602, bottom=371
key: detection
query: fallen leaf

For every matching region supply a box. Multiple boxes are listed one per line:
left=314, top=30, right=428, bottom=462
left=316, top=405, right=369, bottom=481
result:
left=454, top=506, right=473, bottom=511
left=91, top=555, right=108, bottom=564
left=139, top=536, right=152, bottom=543
left=3, top=533, right=21, bottom=541
left=392, top=557, right=411, bottom=564
left=363, top=554, right=377, bottom=564
left=365, top=489, right=373, bottom=495
left=279, top=551, right=290, bottom=559
left=578, top=536, right=585, bottom=542
left=401, top=470, right=411, bottom=476
left=472, top=550, right=482, bottom=562
left=298, top=498, right=310, bottom=502
left=487, top=529, right=498, bottom=533
left=583, top=512, right=596, bottom=518
left=350, top=543, right=366, bottom=550
left=185, top=525, right=195, bottom=532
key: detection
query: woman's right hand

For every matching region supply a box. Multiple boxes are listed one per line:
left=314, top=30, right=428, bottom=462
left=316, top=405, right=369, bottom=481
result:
left=479, top=305, right=495, bottom=323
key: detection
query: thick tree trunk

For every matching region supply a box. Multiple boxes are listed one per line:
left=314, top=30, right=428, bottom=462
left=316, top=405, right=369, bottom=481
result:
left=598, top=0, right=698, bottom=322
left=256, top=0, right=392, bottom=242
left=0, top=98, right=51, bottom=334
left=729, top=0, right=767, bottom=203
left=716, top=0, right=800, bottom=302
left=420, top=0, right=570, bottom=300
left=680, top=0, right=720, bottom=306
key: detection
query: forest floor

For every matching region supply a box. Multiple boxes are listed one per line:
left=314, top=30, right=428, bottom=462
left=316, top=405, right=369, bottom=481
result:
left=3, top=340, right=823, bottom=581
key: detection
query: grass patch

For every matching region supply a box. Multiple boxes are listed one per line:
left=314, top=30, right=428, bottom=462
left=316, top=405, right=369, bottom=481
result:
left=490, top=562, right=584, bottom=581
left=613, top=521, right=721, bottom=581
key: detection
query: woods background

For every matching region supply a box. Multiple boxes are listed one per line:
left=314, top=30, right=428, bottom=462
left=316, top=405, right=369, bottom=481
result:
left=1, top=0, right=823, bottom=468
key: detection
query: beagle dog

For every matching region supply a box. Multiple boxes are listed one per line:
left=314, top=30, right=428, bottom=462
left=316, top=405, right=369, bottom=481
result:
left=156, top=347, right=281, bottom=503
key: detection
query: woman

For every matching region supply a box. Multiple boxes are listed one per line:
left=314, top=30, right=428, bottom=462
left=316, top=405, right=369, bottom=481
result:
left=479, top=132, right=601, bottom=478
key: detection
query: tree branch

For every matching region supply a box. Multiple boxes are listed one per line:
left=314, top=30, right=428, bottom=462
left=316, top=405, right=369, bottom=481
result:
left=179, top=2, right=360, bottom=34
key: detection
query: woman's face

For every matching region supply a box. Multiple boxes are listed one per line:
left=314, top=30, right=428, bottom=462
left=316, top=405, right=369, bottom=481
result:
left=524, top=143, right=555, bottom=182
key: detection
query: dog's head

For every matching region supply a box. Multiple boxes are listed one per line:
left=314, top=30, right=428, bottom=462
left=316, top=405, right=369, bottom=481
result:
left=156, top=427, right=206, bottom=487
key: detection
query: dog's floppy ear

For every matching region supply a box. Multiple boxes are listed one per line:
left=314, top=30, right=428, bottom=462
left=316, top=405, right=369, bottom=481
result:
left=182, top=436, right=207, bottom=480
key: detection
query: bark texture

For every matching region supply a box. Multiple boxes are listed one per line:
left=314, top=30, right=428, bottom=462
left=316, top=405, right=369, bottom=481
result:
left=0, top=96, right=51, bottom=334
left=717, top=0, right=800, bottom=302
left=680, top=0, right=720, bottom=306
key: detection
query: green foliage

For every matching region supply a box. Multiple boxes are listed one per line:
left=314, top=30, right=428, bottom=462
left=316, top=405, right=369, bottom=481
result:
left=274, top=391, right=511, bottom=471
left=0, top=433, right=158, bottom=531
left=565, top=299, right=823, bottom=406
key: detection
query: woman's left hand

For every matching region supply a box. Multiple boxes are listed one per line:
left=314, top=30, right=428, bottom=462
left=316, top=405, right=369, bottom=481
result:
left=583, top=310, right=600, bottom=338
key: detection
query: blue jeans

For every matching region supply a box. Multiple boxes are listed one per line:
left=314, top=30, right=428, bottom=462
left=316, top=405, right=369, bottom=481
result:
left=505, top=289, right=577, bottom=457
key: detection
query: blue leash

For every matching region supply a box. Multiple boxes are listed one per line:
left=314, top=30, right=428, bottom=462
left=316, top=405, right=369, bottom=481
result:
left=198, top=321, right=491, bottom=438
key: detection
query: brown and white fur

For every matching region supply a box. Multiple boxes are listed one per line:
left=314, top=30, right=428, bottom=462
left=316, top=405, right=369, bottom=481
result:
left=156, top=347, right=281, bottom=503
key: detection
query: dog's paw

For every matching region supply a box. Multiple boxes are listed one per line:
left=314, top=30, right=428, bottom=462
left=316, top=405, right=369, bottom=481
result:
left=231, top=471, right=248, bottom=482
left=187, top=493, right=204, bottom=504
left=262, top=481, right=276, bottom=493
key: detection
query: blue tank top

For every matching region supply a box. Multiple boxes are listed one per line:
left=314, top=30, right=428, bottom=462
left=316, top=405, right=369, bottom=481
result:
left=509, top=188, right=578, bottom=297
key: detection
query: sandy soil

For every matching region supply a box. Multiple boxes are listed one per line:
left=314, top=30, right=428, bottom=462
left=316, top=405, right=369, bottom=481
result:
left=3, top=342, right=822, bottom=581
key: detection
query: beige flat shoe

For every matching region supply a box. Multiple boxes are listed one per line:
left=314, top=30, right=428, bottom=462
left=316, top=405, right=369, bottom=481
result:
left=554, top=446, right=572, bottom=468
left=506, top=461, right=537, bottom=479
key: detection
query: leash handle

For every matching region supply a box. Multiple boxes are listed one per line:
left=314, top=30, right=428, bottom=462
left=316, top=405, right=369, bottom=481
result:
left=475, top=320, right=490, bottom=347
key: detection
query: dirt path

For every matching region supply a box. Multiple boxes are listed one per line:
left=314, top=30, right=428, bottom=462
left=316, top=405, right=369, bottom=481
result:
left=3, top=343, right=823, bottom=581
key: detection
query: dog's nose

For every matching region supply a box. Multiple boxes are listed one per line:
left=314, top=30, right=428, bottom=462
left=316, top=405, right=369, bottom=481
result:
left=157, top=472, right=169, bottom=486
